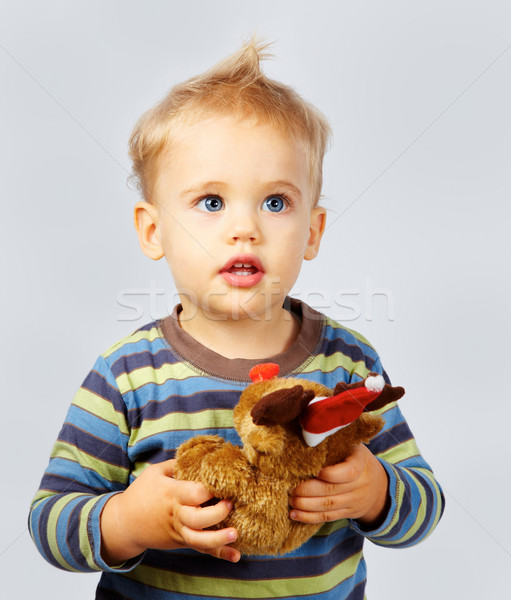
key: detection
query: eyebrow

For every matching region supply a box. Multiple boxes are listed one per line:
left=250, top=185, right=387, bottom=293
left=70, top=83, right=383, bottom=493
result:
left=180, top=180, right=303, bottom=198
left=180, top=182, right=226, bottom=197
left=267, top=180, right=303, bottom=198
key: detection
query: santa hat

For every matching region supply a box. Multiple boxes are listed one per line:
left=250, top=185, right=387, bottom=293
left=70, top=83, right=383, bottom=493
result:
left=247, top=363, right=392, bottom=448
left=300, top=375, right=385, bottom=447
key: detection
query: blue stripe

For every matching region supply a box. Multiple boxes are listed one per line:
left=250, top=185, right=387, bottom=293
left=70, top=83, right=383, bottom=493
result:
left=67, top=497, right=95, bottom=569
left=145, top=531, right=363, bottom=579
left=40, top=472, right=106, bottom=495
left=127, top=428, right=242, bottom=459
left=317, top=338, right=376, bottom=372
left=57, top=496, right=90, bottom=570
left=45, top=457, right=127, bottom=491
left=394, top=468, right=437, bottom=546
left=395, top=455, right=432, bottom=470
left=29, top=496, right=49, bottom=564
left=36, top=494, right=62, bottom=569
left=133, top=447, right=175, bottom=465
left=58, top=423, right=128, bottom=468
left=110, top=348, right=181, bottom=378
left=104, top=334, right=169, bottom=366
left=67, top=405, right=128, bottom=448
left=381, top=468, right=414, bottom=542
left=126, top=389, right=241, bottom=429
left=368, top=420, right=413, bottom=455
left=121, top=377, right=246, bottom=413
left=81, top=368, right=125, bottom=412
left=323, top=324, right=379, bottom=361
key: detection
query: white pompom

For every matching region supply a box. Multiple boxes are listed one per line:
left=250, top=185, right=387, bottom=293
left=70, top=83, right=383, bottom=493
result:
left=365, top=374, right=385, bottom=392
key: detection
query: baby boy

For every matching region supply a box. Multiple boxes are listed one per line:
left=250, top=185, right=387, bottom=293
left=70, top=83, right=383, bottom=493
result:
left=29, top=39, right=444, bottom=600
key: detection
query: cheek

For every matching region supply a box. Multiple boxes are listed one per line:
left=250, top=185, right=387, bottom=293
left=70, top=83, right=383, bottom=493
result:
left=162, top=224, right=214, bottom=267
left=275, top=221, right=312, bottom=259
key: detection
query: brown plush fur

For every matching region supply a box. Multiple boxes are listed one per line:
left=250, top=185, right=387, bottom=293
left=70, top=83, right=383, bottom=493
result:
left=174, top=376, right=394, bottom=556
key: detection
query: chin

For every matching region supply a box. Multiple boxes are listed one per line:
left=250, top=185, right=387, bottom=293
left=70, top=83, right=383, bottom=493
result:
left=205, top=296, right=274, bottom=322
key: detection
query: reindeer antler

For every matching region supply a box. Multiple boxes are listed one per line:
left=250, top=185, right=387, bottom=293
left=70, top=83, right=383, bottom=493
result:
left=251, top=386, right=315, bottom=426
left=333, top=373, right=405, bottom=413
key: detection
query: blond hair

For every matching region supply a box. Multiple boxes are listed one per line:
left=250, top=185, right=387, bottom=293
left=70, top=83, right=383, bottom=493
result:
left=129, top=38, right=331, bottom=205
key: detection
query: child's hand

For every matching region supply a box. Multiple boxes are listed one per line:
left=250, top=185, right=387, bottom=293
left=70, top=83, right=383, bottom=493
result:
left=289, top=444, right=389, bottom=529
left=100, top=459, right=240, bottom=565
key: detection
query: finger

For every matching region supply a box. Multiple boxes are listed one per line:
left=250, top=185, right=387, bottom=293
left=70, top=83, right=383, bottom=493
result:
left=290, top=506, right=354, bottom=525
left=292, top=478, right=351, bottom=498
left=201, top=545, right=241, bottom=563
left=157, top=459, right=177, bottom=477
left=317, top=458, right=361, bottom=484
left=179, top=524, right=239, bottom=552
left=289, top=491, right=353, bottom=513
left=171, top=479, right=216, bottom=507
left=320, top=445, right=370, bottom=481
left=178, top=499, right=233, bottom=530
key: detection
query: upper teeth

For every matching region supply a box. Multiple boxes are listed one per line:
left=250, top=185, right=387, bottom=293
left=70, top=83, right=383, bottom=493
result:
left=233, top=263, right=253, bottom=268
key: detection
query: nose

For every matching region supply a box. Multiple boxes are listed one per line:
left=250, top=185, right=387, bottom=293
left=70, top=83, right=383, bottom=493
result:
left=226, top=207, right=261, bottom=244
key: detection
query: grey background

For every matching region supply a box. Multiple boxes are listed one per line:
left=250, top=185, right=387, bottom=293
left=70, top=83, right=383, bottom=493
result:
left=1, top=0, right=510, bottom=597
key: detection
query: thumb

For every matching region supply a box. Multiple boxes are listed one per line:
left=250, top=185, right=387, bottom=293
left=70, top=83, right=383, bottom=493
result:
left=157, top=459, right=176, bottom=477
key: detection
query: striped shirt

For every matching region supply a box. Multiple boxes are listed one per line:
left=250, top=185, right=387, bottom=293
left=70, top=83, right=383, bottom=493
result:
left=29, top=299, right=444, bottom=599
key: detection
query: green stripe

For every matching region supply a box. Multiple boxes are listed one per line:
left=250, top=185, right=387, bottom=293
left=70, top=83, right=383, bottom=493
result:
left=377, top=464, right=405, bottom=537
left=375, top=467, right=441, bottom=547
left=325, top=319, right=375, bottom=350
left=103, top=326, right=162, bottom=358
left=116, top=361, right=198, bottom=395
left=127, top=550, right=363, bottom=597
left=73, top=387, right=129, bottom=436
left=130, top=409, right=234, bottom=444
left=316, top=519, right=349, bottom=537
left=414, top=468, right=444, bottom=539
left=302, top=352, right=371, bottom=378
left=51, top=440, right=129, bottom=484
left=31, top=490, right=55, bottom=505
left=395, top=469, right=427, bottom=544
left=47, top=494, right=84, bottom=572
left=371, top=401, right=397, bottom=417
left=376, top=438, right=420, bottom=464
left=79, top=497, right=102, bottom=570
left=376, top=476, right=425, bottom=547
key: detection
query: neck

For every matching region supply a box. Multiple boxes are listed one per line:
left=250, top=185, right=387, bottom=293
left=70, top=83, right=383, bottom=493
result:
left=178, top=303, right=299, bottom=359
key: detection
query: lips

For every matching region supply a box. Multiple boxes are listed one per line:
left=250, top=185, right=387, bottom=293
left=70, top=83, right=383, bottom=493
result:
left=220, top=254, right=265, bottom=288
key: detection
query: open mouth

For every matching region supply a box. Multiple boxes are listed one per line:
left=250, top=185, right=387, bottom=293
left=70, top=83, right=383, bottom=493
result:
left=226, top=262, right=259, bottom=277
left=220, top=255, right=265, bottom=287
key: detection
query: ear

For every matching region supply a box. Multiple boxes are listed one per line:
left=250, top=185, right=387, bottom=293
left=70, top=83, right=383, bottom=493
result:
left=364, top=385, right=405, bottom=413
left=251, top=386, right=315, bottom=426
left=304, top=206, right=326, bottom=261
left=134, top=201, right=164, bottom=261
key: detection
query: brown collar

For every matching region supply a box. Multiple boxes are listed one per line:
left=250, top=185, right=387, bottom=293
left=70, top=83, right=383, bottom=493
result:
left=158, top=298, right=324, bottom=382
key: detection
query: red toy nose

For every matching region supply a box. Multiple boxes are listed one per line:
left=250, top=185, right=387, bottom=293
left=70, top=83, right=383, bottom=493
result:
left=249, top=363, right=280, bottom=382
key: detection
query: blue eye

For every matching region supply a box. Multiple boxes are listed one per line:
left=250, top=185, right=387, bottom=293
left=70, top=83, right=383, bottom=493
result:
left=263, top=196, right=286, bottom=213
left=197, top=196, right=223, bottom=212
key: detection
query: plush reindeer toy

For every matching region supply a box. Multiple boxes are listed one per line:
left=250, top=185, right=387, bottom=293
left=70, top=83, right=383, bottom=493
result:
left=174, top=363, right=404, bottom=556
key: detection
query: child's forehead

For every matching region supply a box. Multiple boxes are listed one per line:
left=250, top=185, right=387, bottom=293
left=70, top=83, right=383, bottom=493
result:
left=156, top=114, right=308, bottom=174
left=169, top=112, right=304, bottom=150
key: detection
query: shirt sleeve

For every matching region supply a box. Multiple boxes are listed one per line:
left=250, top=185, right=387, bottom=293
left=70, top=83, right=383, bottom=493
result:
left=28, top=356, right=143, bottom=572
left=349, top=357, right=445, bottom=547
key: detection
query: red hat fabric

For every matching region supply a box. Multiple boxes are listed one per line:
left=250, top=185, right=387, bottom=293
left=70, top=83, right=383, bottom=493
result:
left=300, top=375, right=385, bottom=447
